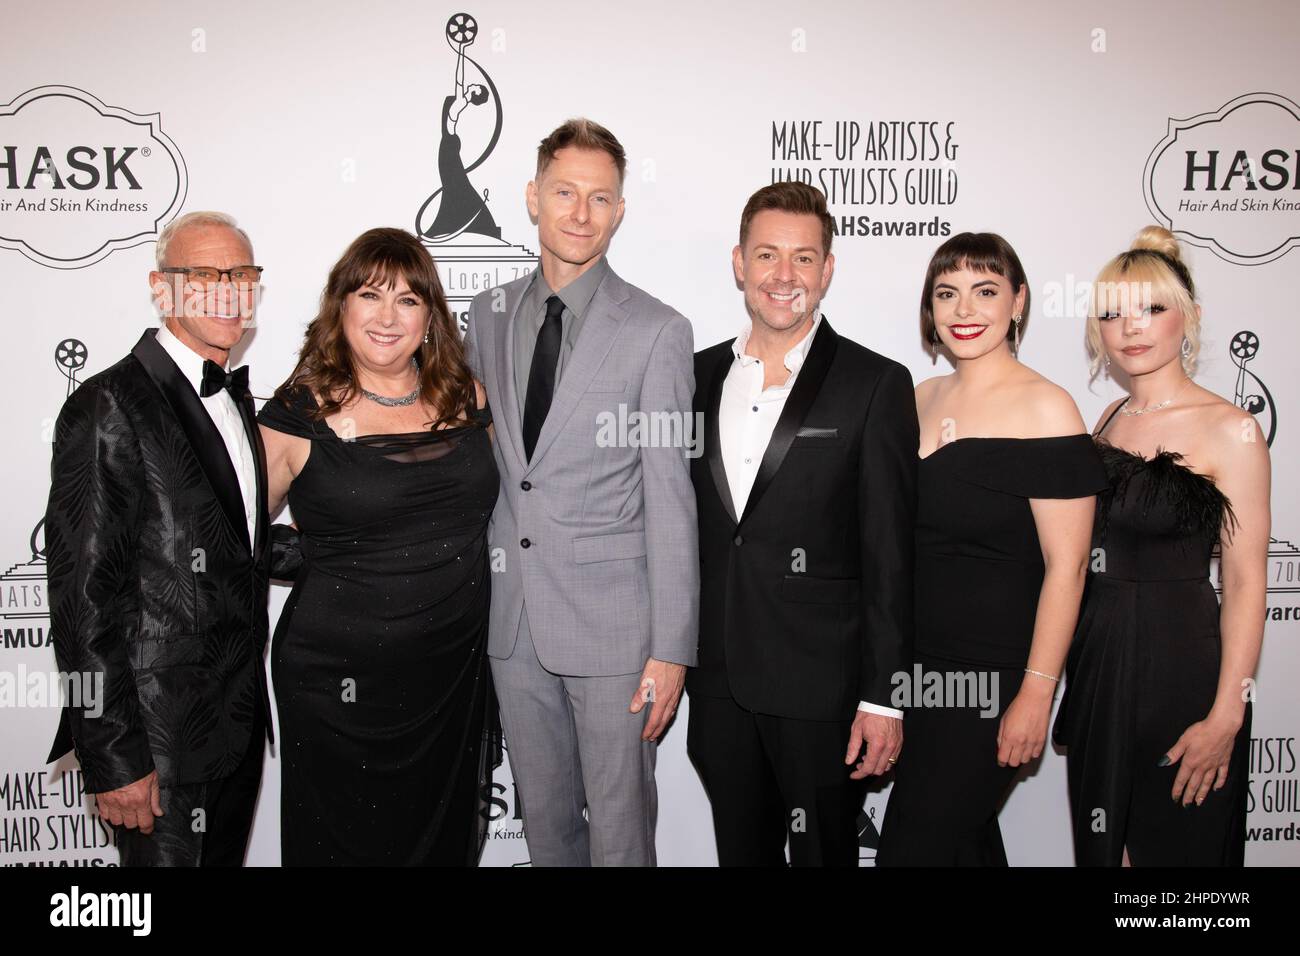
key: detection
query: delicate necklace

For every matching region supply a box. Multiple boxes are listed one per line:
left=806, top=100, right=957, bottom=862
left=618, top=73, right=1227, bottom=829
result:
left=360, top=357, right=420, bottom=407
left=1120, top=377, right=1192, bottom=416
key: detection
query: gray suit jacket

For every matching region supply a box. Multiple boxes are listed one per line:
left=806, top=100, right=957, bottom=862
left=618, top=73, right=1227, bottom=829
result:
left=464, top=264, right=699, bottom=676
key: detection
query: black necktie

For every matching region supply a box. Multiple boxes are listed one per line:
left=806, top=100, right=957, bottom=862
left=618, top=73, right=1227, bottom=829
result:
left=200, top=359, right=250, bottom=399
left=522, top=294, right=565, bottom=461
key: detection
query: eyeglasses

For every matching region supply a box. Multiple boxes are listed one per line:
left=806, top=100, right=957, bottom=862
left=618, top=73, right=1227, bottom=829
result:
left=161, top=265, right=264, bottom=285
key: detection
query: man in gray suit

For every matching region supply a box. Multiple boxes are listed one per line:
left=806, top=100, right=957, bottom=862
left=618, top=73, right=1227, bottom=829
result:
left=464, top=118, right=698, bottom=866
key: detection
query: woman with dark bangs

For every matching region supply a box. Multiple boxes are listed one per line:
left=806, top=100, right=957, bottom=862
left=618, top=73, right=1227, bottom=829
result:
left=876, top=232, right=1106, bottom=866
left=258, top=227, right=501, bottom=865
left=1053, top=227, right=1268, bottom=866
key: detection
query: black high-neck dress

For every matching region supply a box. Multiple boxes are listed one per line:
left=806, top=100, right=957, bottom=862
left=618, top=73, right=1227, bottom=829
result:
left=258, top=386, right=501, bottom=866
left=1053, top=409, right=1249, bottom=866
left=876, top=435, right=1107, bottom=866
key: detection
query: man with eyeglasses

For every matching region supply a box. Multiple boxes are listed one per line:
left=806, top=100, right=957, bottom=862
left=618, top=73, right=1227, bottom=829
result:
left=45, top=210, right=274, bottom=866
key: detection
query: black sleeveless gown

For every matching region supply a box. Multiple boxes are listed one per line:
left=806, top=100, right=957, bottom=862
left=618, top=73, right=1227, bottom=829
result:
left=258, top=386, right=501, bottom=866
left=876, top=435, right=1107, bottom=866
left=1053, top=411, right=1248, bottom=866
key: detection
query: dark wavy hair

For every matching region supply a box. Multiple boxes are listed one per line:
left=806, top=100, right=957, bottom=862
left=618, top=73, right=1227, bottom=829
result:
left=919, top=232, right=1029, bottom=348
left=275, top=227, right=475, bottom=428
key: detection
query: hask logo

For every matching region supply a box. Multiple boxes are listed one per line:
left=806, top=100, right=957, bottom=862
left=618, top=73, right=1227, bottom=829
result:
left=1144, top=92, right=1300, bottom=266
left=480, top=732, right=532, bottom=866
left=0, top=86, right=187, bottom=269
left=414, top=13, right=535, bottom=331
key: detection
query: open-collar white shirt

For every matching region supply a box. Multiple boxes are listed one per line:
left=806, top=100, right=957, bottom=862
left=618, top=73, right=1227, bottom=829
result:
left=717, top=312, right=902, bottom=719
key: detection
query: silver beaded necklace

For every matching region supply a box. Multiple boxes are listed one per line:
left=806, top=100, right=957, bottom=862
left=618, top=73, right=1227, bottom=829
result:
left=360, top=357, right=420, bottom=407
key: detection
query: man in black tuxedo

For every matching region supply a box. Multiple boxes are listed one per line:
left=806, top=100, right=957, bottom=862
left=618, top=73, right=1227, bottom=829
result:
left=687, top=182, right=918, bottom=866
left=45, top=211, right=273, bottom=866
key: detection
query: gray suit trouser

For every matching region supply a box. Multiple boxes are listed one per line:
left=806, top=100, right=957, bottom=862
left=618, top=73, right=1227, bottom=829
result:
left=490, top=605, right=657, bottom=866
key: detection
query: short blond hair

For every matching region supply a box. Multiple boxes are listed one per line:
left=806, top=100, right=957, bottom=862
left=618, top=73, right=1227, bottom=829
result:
left=1086, top=225, right=1200, bottom=379
left=156, top=210, right=253, bottom=269
left=536, top=118, right=627, bottom=186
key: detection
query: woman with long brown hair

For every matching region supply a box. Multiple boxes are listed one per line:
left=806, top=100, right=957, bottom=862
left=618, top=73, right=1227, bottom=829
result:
left=258, top=227, right=500, bottom=865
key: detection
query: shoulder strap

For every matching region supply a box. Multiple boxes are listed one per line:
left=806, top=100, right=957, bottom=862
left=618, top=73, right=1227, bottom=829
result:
left=1094, top=399, right=1126, bottom=438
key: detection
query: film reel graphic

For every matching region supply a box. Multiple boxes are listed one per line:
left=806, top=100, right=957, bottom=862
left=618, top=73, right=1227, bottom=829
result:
left=1230, top=330, right=1258, bottom=365
left=55, top=338, right=88, bottom=397
left=416, top=11, right=504, bottom=241
left=447, top=12, right=477, bottom=46
left=1230, top=329, right=1277, bottom=446
left=38, top=338, right=87, bottom=561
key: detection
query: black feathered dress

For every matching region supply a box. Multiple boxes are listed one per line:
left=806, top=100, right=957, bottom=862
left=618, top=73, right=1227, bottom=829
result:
left=1053, top=426, right=1249, bottom=867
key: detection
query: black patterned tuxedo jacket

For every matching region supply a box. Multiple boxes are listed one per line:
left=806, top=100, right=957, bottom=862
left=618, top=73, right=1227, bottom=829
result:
left=688, top=318, right=919, bottom=721
left=45, top=328, right=273, bottom=793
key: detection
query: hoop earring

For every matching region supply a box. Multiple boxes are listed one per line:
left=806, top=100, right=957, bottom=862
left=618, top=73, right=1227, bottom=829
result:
left=1012, top=314, right=1022, bottom=356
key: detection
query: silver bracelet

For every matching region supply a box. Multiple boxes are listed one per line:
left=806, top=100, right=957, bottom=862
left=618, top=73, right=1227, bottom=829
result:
left=1024, top=667, right=1060, bottom=683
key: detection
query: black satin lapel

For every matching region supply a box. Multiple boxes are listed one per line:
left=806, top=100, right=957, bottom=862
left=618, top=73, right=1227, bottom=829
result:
left=236, top=390, right=268, bottom=559
left=131, top=330, right=251, bottom=553
left=739, top=320, right=839, bottom=526
left=706, top=347, right=738, bottom=525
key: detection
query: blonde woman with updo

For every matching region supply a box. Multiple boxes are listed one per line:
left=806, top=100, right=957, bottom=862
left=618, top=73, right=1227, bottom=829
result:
left=1053, top=226, right=1270, bottom=866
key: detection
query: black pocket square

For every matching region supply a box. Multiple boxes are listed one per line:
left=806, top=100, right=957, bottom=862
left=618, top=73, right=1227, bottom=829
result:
left=796, top=426, right=838, bottom=438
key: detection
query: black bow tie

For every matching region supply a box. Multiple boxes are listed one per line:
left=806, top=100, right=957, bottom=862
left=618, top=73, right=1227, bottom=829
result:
left=200, top=360, right=250, bottom=398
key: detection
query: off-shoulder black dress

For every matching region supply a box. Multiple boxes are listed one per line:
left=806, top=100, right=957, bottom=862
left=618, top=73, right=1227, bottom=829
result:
left=258, top=386, right=501, bottom=866
left=1053, top=406, right=1248, bottom=866
left=876, top=435, right=1107, bottom=866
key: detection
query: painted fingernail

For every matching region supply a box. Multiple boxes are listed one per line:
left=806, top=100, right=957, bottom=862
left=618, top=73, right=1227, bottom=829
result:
left=1157, top=755, right=1171, bottom=767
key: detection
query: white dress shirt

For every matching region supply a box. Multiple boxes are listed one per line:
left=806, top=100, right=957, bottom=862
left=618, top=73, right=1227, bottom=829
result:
left=155, top=325, right=258, bottom=547
left=718, top=313, right=903, bottom=719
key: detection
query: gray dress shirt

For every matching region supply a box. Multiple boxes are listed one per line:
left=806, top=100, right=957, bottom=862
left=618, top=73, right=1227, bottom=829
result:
left=513, top=256, right=611, bottom=418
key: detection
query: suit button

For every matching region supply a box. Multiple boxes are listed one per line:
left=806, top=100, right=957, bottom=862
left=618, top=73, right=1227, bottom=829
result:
left=520, top=538, right=531, bottom=549
left=520, top=480, right=532, bottom=491
left=733, top=535, right=743, bottom=546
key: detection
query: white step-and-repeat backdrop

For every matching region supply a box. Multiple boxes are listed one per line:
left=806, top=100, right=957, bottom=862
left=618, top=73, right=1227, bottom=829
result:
left=2, top=0, right=1297, bottom=866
